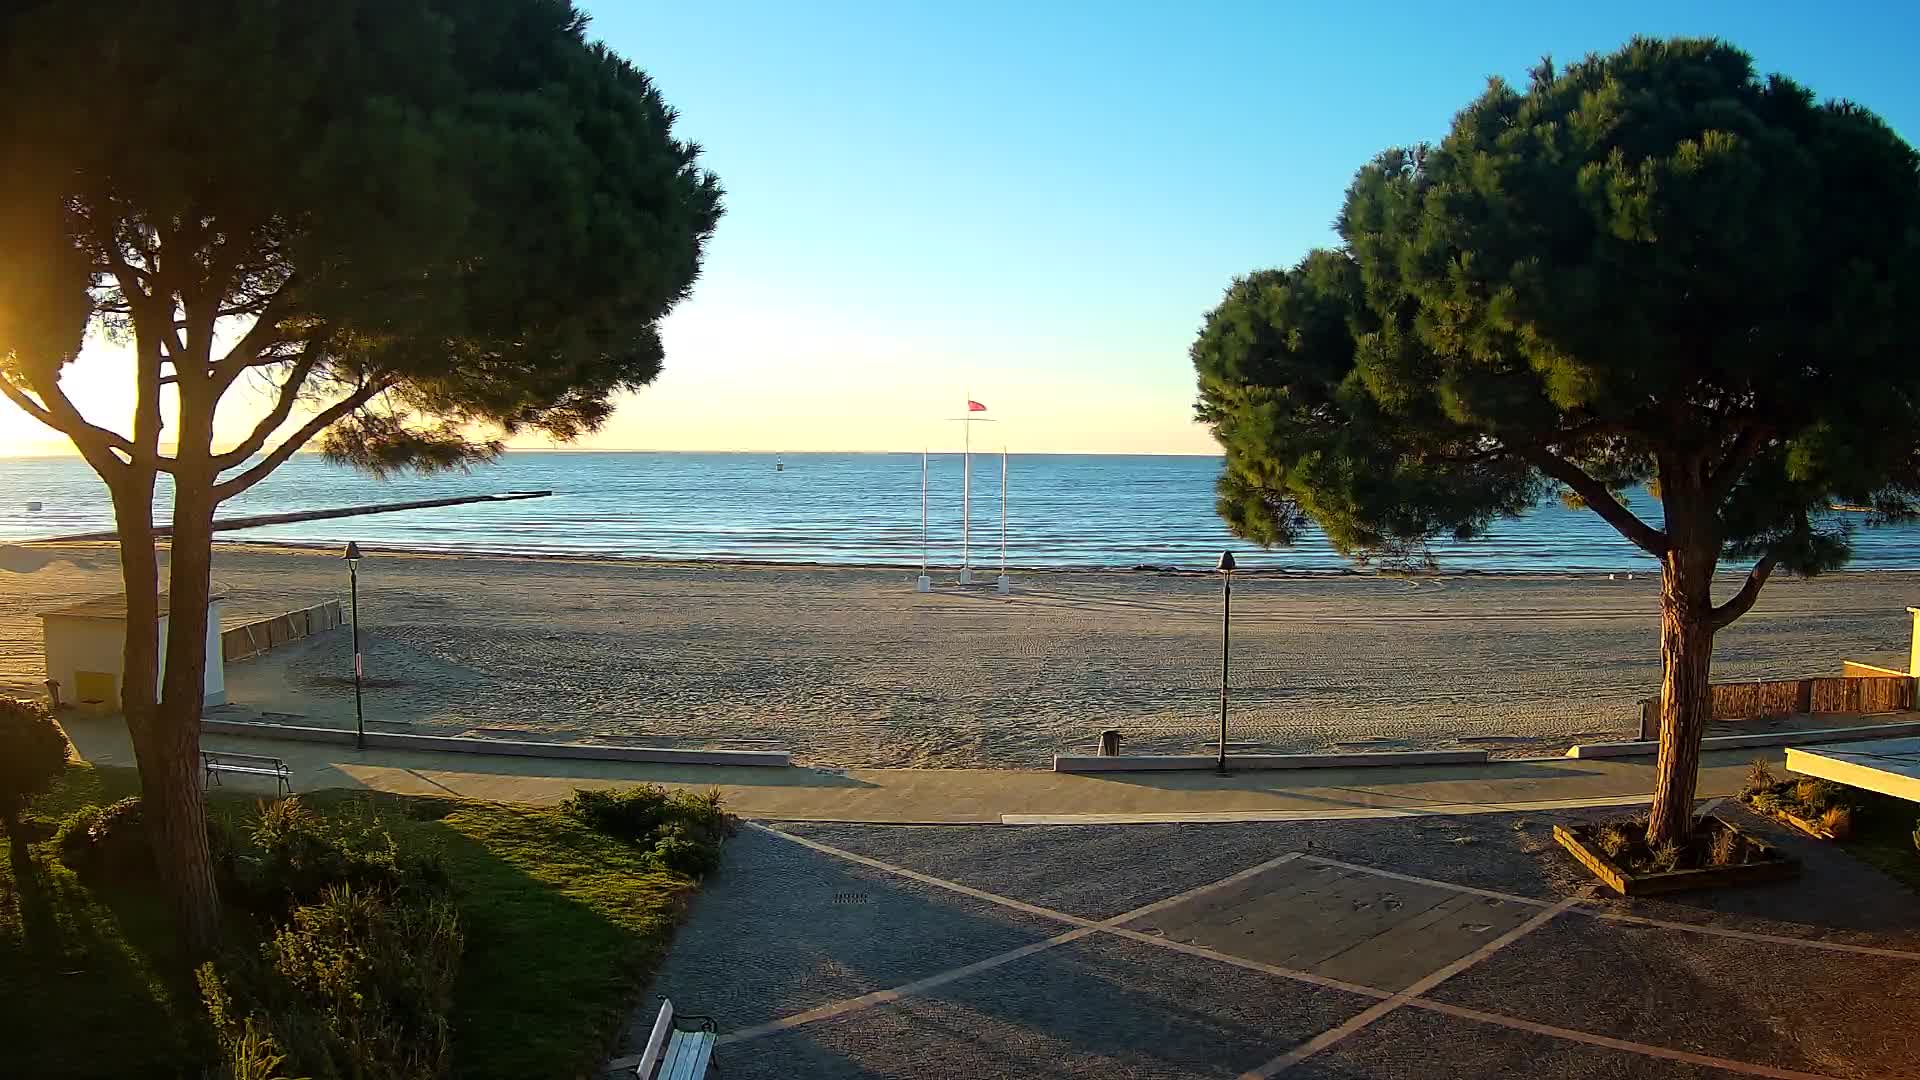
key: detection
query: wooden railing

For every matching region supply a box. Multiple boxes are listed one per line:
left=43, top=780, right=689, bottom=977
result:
left=1636, top=664, right=1915, bottom=739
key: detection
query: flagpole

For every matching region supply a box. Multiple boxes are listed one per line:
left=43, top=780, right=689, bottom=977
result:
left=961, top=396, right=972, bottom=584
left=915, top=448, right=931, bottom=592
left=997, top=445, right=1010, bottom=594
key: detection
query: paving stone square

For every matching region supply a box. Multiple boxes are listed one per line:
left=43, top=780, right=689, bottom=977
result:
left=1296, top=1005, right=1753, bottom=1080
left=630, top=814, right=1920, bottom=1078
left=634, top=826, right=1066, bottom=1038
left=1427, top=914, right=1920, bottom=1076
left=702, top=933, right=1376, bottom=1080
left=1122, top=858, right=1538, bottom=991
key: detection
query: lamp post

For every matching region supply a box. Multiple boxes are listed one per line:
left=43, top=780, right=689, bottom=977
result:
left=344, top=541, right=365, bottom=750
left=1216, top=550, right=1236, bottom=775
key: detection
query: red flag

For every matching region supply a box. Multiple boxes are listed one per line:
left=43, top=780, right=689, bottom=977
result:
left=967, top=400, right=987, bottom=412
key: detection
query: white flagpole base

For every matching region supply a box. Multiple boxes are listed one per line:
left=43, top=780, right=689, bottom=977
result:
left=958, top=568, right=973, bottom=585
left=915, top=574, right=932, bottom=593
left=995, top=574, right=1011, bottom=594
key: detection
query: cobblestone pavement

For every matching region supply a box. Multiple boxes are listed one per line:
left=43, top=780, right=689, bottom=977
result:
left=629, top=807, right=1920, bottom=1079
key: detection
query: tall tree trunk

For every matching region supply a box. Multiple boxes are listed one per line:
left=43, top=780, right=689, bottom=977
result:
left=152, top=395, right=223, bottom=954
left=110, top=472, right=219, bottom=950
left=1646, top=465, right=1720, bottom=847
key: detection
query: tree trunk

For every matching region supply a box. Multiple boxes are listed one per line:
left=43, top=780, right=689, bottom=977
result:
left=110, top=475, right=219, bottom=951
left=1646, top=467, right=1720, bottom=847
left=152, top=391, right=224, bottom=954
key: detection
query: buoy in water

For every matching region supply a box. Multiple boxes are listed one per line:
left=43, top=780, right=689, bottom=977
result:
left=775, top=458, right=784, bottom=472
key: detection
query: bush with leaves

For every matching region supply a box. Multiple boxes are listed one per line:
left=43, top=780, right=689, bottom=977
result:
left=202, top=884, right=462, bottom=1080
left=0, top=697, right=68, bottom=827
left=57, top=796, right=152, bottom=879
left=58, top=795, right=243, bottom=885
left=231, top=797, right=445, bottom=915
left=199, top=966, right=298, bottom=1080
left=561, top=785, right=730, bottom=876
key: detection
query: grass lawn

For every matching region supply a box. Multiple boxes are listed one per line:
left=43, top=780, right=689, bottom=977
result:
left=1, top=764, right=708, bottom=1079
left=1843, top=789, right=1920, bottom=894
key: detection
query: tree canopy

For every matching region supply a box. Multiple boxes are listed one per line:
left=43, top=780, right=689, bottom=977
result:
left=1193, top=37, right=1920, bottom=845
left=0, top=0, right=721, bottom=948
left=0, top=0, right=722, bottom=481
left=1195, top=37, right=1920, bottom=584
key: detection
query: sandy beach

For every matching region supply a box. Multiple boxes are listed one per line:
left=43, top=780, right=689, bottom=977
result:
left=2, top=541, right=1915, bottom=768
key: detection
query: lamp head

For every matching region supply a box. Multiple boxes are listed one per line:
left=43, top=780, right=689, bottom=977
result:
left=343, top=541, right=363, bottom=563
left=1216, top=550, right=1236, bottom=574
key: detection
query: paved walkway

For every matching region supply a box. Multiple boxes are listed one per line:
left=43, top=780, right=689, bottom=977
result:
left=62, top=712, right=1772, bottom=823
left=632, top=811, right=1920, bottom=1078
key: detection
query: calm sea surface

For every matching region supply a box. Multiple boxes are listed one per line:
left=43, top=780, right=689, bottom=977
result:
left=1, top=450, right=1917, bottom=572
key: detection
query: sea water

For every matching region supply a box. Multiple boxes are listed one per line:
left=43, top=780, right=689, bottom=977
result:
left=2, top=450, right=1918, bottom=572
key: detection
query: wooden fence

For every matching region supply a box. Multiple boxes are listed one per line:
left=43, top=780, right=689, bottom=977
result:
left=221, top=600, right=344, bottom=662
left=1637, top=665, right=1916, bottom=739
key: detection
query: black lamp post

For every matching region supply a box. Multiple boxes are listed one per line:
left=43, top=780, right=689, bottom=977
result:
left=344, top=541, right=365, bottom=750
left=1216, top=550, right=1236, bottom=774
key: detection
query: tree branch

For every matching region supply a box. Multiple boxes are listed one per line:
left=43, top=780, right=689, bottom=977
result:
left=0, top=374, right=151, bottom=474
left=212, top=377, right=394, bottom=501
left=209, top=346, right=324, bottom=470
left=1709, top=552, right=1777, bottom=631
left=1708, top=425, right=1768, bottom=503
left=210, top=273, right=302, bottom=391
left=1519, top=447, right=1670, bottom=557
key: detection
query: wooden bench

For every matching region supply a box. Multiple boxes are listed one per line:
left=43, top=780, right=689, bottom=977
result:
left=201, top=750, right=291, bottom=796
left=632, top=999, right=716, bottom=1079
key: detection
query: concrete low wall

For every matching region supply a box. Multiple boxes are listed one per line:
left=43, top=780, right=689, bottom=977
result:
left=1842, top=660, right=1910, bottom=679
left=223, top=601, right=343, bottom=662
left=198, top=716, right=792, bottom=767
left=1566, top=718, right=1920, bottom=759
left=1052, top=749, right=1489, bottom=773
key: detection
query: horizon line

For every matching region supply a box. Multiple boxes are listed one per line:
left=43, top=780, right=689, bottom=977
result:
left=0, top=447, right=1228, bottom=460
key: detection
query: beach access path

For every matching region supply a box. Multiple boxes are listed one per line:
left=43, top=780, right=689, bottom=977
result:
left=59, top=710, right=1773, bottom=823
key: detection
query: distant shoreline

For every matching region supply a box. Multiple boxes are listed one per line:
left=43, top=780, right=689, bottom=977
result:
left=17, top=536, right=1907, bottom=580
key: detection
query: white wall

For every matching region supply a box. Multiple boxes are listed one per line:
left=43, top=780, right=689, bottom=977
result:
left=42, top=598, right=226, bottom=708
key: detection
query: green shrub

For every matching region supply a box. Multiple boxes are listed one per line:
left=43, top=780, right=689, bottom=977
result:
left=57, top=796, right=153, bottom=879
left=202, top=884, right=463, bottom=1080
left=234, top=797, right=445, bottom=914
left=562, top=785, right=730, bottom=877
left=651, top=822, right=720, bottom=876
left=1647, top=840, right=1684, bottom=874
left=1741, top=758, right=1775, bottom=796
left=199, top=964, right=297, bottom=1080
left=0, top=697, right=69, bottom=825
left=1793, top=778, right=1840, bottom=814
left=560, top=785, right=674, bottom=841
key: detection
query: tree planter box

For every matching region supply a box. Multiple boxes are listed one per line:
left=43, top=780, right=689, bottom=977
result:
left=1553, top=818, right=1799, bottom=896
left=1738, top=796, right=1846, bottom=841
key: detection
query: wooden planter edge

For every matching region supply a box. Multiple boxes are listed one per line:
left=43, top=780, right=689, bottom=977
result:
left=1737, top=797, right=1838, bottom=841
left=1553, top=819, right=1800, bottom=896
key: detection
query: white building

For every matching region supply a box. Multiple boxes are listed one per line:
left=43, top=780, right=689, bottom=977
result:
left=40, top=592, right=226, bottom=709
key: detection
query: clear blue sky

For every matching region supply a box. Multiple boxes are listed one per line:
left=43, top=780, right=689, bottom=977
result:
left=10, top=2, right=1914, bottom=457
left=571, top=1, right=1919, bottom=455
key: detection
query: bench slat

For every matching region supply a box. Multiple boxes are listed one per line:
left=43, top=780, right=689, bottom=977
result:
left=204, top=752, right=288, bottom=767
left=661, top=1032, right=715, bottom=1080
left=635, top=999, right=674, bottom=1077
